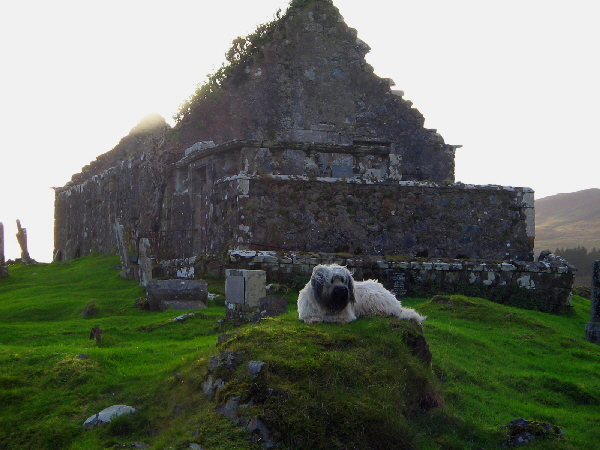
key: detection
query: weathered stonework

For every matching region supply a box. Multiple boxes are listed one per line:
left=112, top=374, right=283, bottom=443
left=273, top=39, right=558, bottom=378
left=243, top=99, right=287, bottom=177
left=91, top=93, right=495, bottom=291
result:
left=219, top=251, right=575, bottom=312
left=0, top=222, right=6, bottom=277
left=164, top=140, right=533, bottom=260
left=0, top=222, right=5, bottom=265
left=51, top=0, right=564, bottom=308
left=175, top=1, right=457, bottom=184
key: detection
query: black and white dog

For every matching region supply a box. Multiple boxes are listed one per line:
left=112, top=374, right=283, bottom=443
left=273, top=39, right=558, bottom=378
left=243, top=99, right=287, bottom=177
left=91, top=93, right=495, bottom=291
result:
left=298, top=264, right=425, bottom=324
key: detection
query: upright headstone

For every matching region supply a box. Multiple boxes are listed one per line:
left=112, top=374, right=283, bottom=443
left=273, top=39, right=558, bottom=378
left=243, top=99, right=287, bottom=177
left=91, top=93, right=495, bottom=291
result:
left=225, top=269, right=266, bottom=308
left=387, top=269, right=410, bottom=298
left=113, top=220, right=133, bottom=279
left=585, top=260, right=600, bottom=343
left=138, top=237, right=153, bottom=287
left=225, top=269, right=267, bottom=322
left=15, top=219, right=32, bottom=264
left=0, top=222, right=5, bottom=266
left=0, top=222, right=7, bottom=278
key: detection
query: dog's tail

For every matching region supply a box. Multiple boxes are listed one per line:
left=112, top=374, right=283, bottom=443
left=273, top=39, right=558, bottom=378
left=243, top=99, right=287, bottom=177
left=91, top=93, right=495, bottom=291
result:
left=397, top=307, right=427, bottom=324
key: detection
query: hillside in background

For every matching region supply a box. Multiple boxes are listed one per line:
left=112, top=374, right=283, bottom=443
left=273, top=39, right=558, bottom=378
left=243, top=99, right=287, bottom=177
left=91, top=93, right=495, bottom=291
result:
left=536, top=188, right=600, bottom=253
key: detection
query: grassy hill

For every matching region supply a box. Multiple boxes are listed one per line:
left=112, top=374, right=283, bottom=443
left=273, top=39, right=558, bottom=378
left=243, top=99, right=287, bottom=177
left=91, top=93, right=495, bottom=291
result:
left=1, top=255, right=599, bottom=449
left=535, top=188, right=600, bottom=253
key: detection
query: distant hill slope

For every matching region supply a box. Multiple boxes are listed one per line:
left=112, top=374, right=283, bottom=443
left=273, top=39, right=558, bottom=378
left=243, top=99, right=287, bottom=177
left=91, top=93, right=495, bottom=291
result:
left=535, top=188, right=600, bottom=253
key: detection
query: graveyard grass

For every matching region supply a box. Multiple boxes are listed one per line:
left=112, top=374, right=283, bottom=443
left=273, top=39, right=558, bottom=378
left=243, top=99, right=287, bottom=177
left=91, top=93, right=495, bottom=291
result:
left=0, top=254, right=598, bottom=449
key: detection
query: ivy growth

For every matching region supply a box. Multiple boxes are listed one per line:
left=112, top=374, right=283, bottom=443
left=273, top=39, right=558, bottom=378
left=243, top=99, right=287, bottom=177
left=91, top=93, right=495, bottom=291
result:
left=174, top=0, right=326, bottom=123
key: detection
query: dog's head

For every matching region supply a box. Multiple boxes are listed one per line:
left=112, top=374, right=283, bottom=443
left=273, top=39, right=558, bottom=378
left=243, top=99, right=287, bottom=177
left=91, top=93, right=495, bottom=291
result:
left=310, top=264, right=356, bottom=313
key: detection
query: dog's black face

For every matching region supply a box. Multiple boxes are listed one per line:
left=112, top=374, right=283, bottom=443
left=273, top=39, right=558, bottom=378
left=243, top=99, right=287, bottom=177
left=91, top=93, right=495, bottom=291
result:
left=311, top=265, right=356, bottom=313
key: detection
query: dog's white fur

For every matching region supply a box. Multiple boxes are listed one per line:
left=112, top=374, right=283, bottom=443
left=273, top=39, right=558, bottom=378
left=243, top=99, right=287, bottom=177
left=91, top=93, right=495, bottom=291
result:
left=298, top=264, right=425, bottom=324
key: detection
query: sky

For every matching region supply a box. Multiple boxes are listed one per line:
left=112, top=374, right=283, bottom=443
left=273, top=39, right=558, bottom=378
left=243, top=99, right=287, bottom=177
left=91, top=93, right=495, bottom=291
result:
left=1, top=0, right=598, bottom=262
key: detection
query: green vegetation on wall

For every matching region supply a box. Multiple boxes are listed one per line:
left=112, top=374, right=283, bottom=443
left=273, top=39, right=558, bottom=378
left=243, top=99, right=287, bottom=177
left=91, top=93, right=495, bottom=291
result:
left=174, top=0, right=325, bottom=124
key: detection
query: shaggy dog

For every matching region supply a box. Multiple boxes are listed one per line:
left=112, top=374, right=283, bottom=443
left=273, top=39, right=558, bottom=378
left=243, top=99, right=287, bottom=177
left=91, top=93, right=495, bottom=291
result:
left=298, top=264, right=425, bottom=324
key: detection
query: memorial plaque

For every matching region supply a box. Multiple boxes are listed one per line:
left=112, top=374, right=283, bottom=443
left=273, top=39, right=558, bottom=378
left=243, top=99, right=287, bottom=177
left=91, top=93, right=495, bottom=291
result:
left=226, top=275, right=245, bottom=304
left=387, top=270, right=409, bottom=298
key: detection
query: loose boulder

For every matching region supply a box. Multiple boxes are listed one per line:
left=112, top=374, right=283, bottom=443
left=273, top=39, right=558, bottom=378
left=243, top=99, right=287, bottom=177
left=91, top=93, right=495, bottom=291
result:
left=83, top=404, right=136, bottom=430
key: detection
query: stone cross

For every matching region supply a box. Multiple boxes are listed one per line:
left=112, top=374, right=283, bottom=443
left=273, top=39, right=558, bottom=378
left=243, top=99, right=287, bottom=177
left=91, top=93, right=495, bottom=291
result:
left=0, top=222, right=5, bottom=265
left=15, top=219, right=32, bottom=264
left=585, top=260, right=600, bottom=343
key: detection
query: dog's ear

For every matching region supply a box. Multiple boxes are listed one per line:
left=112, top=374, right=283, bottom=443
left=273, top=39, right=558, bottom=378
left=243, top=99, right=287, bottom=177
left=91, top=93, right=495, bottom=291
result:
left=311, top=266, right=326, bottom=303
left=347, top=274, right=356, bottom=304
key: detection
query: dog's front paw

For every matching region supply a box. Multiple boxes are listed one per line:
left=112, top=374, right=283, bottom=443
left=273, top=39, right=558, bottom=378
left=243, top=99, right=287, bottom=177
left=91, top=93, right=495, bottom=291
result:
left=301, top=316, right=324, bottom=324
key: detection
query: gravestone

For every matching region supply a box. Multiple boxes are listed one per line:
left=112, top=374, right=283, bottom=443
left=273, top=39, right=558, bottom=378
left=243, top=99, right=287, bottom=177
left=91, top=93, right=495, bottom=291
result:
left=585, top=260, right=600, bottom=343
left=387, top=270, right=410, bottom=298
left=0, top=222, right=5, bottom=265
left=225, top=269, right=266, bottom=308
left=16, top=219, right=32, bottom=264
left=146, top=279, right=208, bottom=311
left=114, top=220, right=133, bottom=279
left=225, top=269, right=268, bottom=322
left=138, top=237, right=153, bottom=287
left=0, top=222, right=6, bottom=278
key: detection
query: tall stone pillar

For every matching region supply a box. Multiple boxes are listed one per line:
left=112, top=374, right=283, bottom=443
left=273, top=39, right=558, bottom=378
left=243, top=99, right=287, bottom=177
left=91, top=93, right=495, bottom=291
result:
left=16, top=219, right=32, bottom=264
left=0, top=222, right=5, bottom=265
left=585, top=260, right=600, bottom=343
left=138, top=238, right=153, bottom=287
left=0, top=222, right=7, bottom=278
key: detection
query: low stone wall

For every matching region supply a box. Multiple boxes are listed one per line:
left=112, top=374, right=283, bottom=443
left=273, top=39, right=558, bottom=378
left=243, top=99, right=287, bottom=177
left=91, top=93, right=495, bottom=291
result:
left=154, top=250, right=575, bottom=313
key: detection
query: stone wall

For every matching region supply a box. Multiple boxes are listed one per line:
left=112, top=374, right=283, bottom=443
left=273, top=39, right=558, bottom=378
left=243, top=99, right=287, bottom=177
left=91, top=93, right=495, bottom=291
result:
left=53, top=154, right=166, bottom=261
left=174, top=0, right=457, bottom=183
left=152, top=250, right=575, bottom=312
left=53, top=0, right=464, bottom=264
left=53, top=0, right=534, bottom=276
left=165, top=140, right=534, bottom=261
left=53, top=136, right=534, bottom=266
left=172, top=174, right=534, bottom=261
left=187, top=250, right=572, bottom=312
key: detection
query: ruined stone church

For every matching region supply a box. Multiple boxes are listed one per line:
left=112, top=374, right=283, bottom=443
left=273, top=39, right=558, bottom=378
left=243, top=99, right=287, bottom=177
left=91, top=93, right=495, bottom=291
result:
left=54, top=0, right=536, bottom=271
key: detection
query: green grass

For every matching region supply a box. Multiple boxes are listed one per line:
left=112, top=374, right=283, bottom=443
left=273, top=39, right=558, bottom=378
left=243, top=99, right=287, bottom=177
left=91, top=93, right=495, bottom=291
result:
left=406, top=295, right=600, bottom=449
left=1, top=255, right=599, bottom=449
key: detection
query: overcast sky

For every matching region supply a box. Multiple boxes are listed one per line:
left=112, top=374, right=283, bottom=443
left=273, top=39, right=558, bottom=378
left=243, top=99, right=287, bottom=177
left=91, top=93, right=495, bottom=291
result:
left=1, top=0, right=598, bottom=262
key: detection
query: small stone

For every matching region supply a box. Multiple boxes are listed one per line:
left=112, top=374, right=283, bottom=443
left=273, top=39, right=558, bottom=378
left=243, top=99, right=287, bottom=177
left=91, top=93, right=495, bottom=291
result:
left=247, top=361, right=268, bottom=379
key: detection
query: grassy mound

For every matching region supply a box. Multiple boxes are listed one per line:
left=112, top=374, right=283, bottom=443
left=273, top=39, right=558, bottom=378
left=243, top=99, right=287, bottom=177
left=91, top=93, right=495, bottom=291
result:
left=1, top=255, right=599, bottom=449
left=208, top=317, right=439, bottom=449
